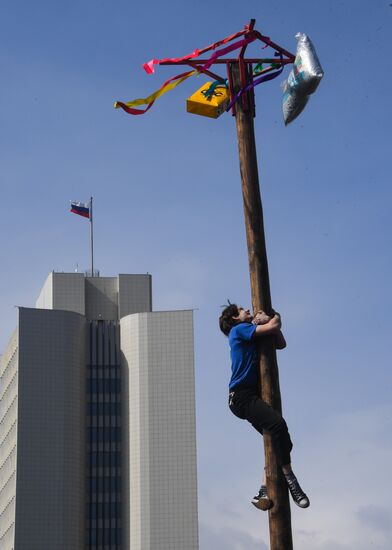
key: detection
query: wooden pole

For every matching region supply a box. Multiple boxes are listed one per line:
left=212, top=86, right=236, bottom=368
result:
left=230, top=62, right=293, bottom=550
left=90, top=196, right=94, bottom=277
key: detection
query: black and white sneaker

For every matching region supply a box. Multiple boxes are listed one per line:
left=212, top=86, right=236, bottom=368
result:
left=251, top=485, right=273, bottom=511
left=285, top=473, right=310, bottom=508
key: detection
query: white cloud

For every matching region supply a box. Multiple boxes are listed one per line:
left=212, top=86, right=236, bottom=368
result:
left=199, top=523, right=268, bottom=550
left=199, top=404, right=392, bottom=550
left=357, top=505, right=392, bottom=533
left=290, top=404, right=392, bottom=549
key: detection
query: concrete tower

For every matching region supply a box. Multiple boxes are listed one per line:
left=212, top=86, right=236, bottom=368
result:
left=0, top=272, right=198, bottom=550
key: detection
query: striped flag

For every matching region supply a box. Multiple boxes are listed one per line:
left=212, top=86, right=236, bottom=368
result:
left=70, top=200, right=90, bottom=219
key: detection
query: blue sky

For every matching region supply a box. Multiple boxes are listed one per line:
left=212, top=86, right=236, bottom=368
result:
left=1, top=1, right=391, bottom=548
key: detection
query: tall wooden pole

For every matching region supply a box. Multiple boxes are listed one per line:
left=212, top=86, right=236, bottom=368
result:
left=90, top=196, right=94, bottom=277
left=230, top=63, right=293, bottom=550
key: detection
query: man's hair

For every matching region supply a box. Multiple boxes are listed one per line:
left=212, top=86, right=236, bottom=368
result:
left=219, top=303, right=240, bottom=336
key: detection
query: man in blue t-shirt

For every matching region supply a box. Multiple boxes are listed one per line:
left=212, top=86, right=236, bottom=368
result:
left=219, top=303, right=309, bottom=511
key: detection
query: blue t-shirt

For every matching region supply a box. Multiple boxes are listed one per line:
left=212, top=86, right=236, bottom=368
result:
left=228, top=322, right=258, bottom=390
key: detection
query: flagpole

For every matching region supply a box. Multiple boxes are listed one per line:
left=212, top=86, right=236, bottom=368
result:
left=90, top=196, right=94, bottom=277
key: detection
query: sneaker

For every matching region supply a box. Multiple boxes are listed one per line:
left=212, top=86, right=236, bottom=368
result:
left=251, top=485, right=273, bottom=511
left=285, top=474, right=310, bottom=508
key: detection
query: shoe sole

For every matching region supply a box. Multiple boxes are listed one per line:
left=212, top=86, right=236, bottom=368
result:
left=295, top=499, right=310, bottom=509
left=251, top=498, right=273, bottom=511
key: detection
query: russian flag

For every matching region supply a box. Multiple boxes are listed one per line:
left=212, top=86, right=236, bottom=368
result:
left=70, top=201, right=90, bottom=219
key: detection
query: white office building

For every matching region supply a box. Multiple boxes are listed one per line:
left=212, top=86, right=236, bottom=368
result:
left=0, top=272, right=198, bottom=550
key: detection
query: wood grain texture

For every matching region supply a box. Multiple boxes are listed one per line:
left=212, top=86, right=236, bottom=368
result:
left=230, top=62, right=293, bottom=550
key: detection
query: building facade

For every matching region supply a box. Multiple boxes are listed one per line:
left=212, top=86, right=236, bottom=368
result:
left=0, top=272, right=198, bottom=550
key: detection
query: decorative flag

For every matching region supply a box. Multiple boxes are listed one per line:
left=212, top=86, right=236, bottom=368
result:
left=70, top=201, right=90, bottom=219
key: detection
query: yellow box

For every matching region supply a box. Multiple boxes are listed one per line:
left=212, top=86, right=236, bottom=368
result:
left=186, top=82, right=230, bottom=119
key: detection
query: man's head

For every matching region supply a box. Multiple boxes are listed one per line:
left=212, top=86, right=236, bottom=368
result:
left=219, top=304, right=252, bottom=336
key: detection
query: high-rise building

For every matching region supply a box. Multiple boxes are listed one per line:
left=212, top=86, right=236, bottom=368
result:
left=0, top=272, right=198, bottom=550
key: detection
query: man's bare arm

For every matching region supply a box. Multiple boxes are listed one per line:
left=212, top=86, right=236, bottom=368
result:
left=252, top=311, right=286, bottom=349
left=254, top=314, right=281, bottom=336
left=275, top=330, right=287, bottom=349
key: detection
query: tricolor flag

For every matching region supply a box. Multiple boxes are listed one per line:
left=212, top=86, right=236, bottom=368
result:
left=70, top=200, right=91, bottom=219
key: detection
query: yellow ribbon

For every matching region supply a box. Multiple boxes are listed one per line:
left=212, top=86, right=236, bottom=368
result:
left=114, top=70, right=196, bottom=111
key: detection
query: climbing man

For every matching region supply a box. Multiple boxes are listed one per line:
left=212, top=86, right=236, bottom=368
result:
left=219, top=303, right=309, bottom=511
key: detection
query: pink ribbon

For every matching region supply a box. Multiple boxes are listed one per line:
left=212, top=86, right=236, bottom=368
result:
left=143, top=50, right=201, bottom=74
left=201, top=34, right=257, bottom=71
left=142, top=29, right=249, bottom=74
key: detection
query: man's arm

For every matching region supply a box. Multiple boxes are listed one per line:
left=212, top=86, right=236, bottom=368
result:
left=252, top=311, right=287, bottom=349
left=275, top=330, right=287, bottom=349
left=254, top=314, right=281, bottom=336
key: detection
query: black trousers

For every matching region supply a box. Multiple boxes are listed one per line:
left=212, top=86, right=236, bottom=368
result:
left=229, top=386, right=293, bottom=466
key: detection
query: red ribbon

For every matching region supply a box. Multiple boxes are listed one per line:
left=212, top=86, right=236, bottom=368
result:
left=143, top=52, right=200, bottom=75
left=143, top=29, right=248, bottom=74
left=201, top=34, right=257, bottom=71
